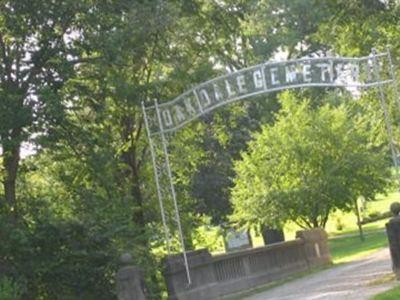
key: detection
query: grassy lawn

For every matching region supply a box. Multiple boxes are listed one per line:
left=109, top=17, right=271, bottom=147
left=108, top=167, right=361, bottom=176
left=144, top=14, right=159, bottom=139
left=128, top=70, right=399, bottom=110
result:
left=329, top=230, right=388, bottom=263
left=268, top=191, right=396, bottom=263
left=325, top=192, right=396, bottom=263
left=282, top=191, right=398, bottom=240
left=326, top=192, right=396, bottom=263
left=373, top=285, right=400, bottom=300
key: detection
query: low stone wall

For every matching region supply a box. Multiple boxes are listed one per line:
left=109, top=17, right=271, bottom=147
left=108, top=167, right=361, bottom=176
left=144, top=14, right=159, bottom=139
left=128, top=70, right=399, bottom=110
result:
left=163, top=228, right=331, bottom=300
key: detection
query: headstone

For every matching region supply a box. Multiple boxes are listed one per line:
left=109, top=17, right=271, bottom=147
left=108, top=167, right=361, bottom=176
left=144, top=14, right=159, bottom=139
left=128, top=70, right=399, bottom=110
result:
left=261, top=226, right=285, bottom=245
left=116, top=253, right=147, bottom=300
left=224, top=229, right=252, bottom=252
left=385, top=202, right=400, bottom=279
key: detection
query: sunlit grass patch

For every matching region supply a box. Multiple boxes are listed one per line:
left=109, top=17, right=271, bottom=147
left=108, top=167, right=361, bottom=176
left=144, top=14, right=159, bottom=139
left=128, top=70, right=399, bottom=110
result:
left=329, top=231, right=388, bottom=263
left=373, top=284, right=400, bottom=300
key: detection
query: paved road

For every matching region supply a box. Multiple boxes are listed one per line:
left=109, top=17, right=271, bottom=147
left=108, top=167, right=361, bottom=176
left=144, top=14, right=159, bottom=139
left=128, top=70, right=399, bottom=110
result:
left=244, top=248, right=397, bottom=300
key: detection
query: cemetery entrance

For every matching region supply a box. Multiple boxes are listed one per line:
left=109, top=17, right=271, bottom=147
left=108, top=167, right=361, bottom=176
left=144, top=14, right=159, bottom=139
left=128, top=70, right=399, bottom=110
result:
left=142, top=49, right=400, bottom=284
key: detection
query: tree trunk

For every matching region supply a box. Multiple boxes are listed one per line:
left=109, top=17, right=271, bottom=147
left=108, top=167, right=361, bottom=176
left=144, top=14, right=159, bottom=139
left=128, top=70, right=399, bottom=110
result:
left=120, top=116, right=146, bottom=229
left=131, top=177, right=146, bottom=228
left=2, top=136, right=20, bottom=220
left=354, top=198, right=365, bottom=242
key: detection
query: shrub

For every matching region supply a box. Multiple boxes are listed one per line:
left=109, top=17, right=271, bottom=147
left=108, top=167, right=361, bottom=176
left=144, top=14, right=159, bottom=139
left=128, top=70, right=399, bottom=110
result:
left=335, top=217, right=344, bottom=231
left=0, top=216, right=118, bottom=299
left=0, top=277, right=24, bottom=300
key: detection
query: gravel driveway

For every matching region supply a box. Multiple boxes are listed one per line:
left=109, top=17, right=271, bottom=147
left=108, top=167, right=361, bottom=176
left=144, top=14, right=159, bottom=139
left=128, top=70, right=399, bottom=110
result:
left=244, top=248, right=397, bottom=300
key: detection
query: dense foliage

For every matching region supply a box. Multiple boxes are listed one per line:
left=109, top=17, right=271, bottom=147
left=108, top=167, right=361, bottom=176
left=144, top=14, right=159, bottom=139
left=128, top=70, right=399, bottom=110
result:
left=0, top=0, right=399, bottom=299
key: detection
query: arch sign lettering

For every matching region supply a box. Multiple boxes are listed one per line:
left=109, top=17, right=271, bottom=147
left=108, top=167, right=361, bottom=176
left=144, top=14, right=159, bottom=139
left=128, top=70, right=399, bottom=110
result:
left=142, top=50, right=399, bottom=284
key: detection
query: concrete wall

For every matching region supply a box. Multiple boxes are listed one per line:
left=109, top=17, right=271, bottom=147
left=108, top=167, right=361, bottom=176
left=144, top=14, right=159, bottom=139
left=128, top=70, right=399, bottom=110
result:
left=163, top=228, right=331, bottom=300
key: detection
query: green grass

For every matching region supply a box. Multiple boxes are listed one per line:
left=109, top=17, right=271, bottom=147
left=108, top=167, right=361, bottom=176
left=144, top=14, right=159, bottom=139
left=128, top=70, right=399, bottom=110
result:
left=281, top=191, right=399, bottom=240
left=329, top=219, right=388, bottom=237
left=329, top=230, right=388, bottom=263
left=368, top=192, right=399, bottom=213
left=373, top=284, right=400, bottom=300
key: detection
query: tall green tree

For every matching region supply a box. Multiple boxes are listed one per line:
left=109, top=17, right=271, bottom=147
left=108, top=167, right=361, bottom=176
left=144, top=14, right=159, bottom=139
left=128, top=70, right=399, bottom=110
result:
left=0, top=0, right=250, bottom=297
left=231, top=92, right=391, bottom=229
left=0, top=0, right=112, bottom=218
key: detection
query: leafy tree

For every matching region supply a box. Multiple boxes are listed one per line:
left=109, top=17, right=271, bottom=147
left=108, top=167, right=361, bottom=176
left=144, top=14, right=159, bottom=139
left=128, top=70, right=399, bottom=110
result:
left=242, top=0, right=331, bottom=60
left=315, top=0, right=399, bottom=56
left=0, top=0, right=104, bottom=218
left=6, top=0, right=258, bottom=296
left=231, top=92, right=391, bottom=229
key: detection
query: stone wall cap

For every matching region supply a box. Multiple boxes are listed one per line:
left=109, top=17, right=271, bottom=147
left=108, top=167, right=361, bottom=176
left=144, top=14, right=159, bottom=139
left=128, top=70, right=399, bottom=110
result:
left=296, top=228, right=328, bottom=241
left=212, top=239, right=303, bottom=261
left=163, top=249, right=213, bottom=274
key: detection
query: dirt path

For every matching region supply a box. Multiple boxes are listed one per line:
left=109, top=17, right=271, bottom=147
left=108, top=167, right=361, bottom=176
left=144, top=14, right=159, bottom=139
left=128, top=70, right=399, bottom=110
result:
left=244, top=248, right=397, bottom=300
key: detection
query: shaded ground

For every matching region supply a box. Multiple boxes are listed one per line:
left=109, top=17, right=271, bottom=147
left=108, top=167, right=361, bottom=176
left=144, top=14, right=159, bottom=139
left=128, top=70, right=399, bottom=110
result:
left=244, top=248, right=397, bottom=300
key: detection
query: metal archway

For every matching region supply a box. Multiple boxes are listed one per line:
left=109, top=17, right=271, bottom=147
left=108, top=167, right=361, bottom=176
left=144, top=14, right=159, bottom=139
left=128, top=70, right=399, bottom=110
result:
left=142, top=48, right=400, bottom=284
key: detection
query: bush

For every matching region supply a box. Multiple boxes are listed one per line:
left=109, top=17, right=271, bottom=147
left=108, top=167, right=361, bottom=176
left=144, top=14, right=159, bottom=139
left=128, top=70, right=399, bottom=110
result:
left=0, top=277, right=24, bottom=300
left=0, top=216, right=118, bottom=300
left=368, top=211, right=379, bottom=219
left=361, top=211, right=392, bottom=224
left=335, top=217, right=344, bottom=231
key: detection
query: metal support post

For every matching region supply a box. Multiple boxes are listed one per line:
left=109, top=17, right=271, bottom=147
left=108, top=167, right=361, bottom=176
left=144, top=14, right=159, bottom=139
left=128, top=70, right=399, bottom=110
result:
left=387, top=47, right=400, bottom=115
left=154, top=100, right=192, bottom=286
left=372, top=49, right=400, bottom=186
left=142, top=102, right=172, bottom=254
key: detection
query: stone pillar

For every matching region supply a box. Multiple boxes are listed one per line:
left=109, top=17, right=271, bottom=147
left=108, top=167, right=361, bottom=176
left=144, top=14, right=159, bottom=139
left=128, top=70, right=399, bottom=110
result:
left=163, top=249, right=219, bottom=300
left=116, top=253, right=147, bottom=300
left=296, top=228, right=331, bottom=267
left=385, top=202, right=400, bottom=279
